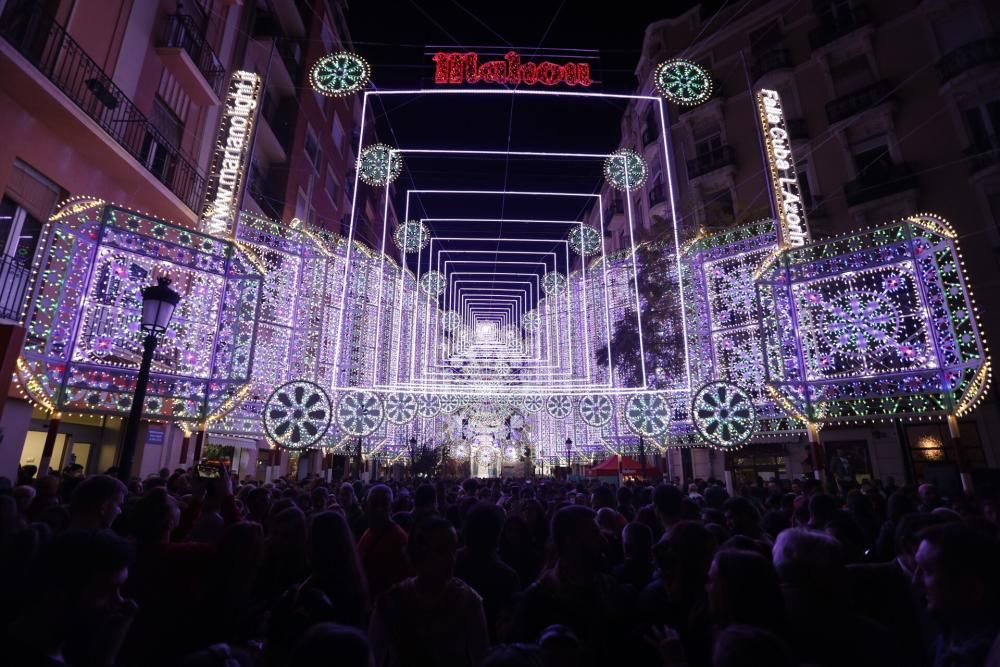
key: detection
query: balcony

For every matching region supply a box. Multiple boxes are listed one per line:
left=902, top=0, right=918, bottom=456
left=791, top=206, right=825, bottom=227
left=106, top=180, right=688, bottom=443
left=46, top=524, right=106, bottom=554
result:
left=844, top=163, right=917, bottom=207
left=275, top=38, right=304, bottom=86
left=0, top=254, right=30, bottom=322
left=258, top=91, right=294, bottom=160
left=786, top=117, right=809, bottom=140
left=751, top=48, right=793, bottom=81
left=246, top=164, right=286, bottom=220
left=0, top=2, right=206, bottom=213
left=965, top=137, right=1000, bottom=174
left=648, top=185, right=667, bottom=207
left=825, top=80, right=892, bottom=124
left=157, top=14, right=225, bottom=106
left=686, top=146, right=736, bottom=180
left=937, top=38, right=1000, bottom=84
left=809, top=5, right=872, bottom=50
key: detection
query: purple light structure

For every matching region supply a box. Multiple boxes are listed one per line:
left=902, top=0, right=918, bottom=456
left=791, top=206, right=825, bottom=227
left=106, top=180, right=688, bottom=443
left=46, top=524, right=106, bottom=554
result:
left=16, top=197, right=261, bottom=423
left=757, top=213, right=991, bottom=424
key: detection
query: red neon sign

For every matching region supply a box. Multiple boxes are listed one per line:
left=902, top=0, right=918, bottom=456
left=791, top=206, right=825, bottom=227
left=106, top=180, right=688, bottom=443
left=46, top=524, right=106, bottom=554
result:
left=432, top=51, right=592, bottom=87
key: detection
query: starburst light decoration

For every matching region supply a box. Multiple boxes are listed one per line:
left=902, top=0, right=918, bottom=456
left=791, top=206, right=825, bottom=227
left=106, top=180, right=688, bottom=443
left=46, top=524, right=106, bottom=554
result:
left=393, top=220, right=430, bottom=252
left=420, top=271, right=446, bottom=296
left=579, top=394, right=614, bottom=427
left=309, top=52, right=371, bottom=97
left=692, top=381, right=756, bottom=448
left=604, top=148, right=648, bottom=192
left=542, top=271, right=568, bottom=296
left=384, top=392, right=418, bottom=424
left=654, top=59, right=713, bottom=106
left=568, top=225, right=602, bottom=256
left=442, top=310, right=461, bottom=332
left=546, top=394, right=573, bottom=419
left=358, top=143, right=403, bottom=186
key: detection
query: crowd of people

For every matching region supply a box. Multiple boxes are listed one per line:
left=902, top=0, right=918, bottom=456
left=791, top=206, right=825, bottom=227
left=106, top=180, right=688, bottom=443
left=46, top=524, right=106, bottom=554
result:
left=1, top=463, right=998, bottom=666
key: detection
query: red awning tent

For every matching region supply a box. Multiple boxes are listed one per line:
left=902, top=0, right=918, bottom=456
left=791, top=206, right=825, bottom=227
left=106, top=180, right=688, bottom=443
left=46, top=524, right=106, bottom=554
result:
left=587, top=455, right=645, bottom=476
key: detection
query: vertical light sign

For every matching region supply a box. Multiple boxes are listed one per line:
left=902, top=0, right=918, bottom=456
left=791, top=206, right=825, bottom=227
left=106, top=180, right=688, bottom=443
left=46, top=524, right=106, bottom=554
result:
left=200, top=70, right=262, bottom=239
left=757, top=89, right=810, bottom=248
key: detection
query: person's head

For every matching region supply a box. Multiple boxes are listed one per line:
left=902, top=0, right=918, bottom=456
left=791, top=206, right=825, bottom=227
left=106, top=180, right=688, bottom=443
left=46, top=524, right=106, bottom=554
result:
left=772, top=528, right=843, bottom=597
left=722, top=497, right=760, bottom=537
left=463, top=503, right=505, bottom=554
left=408, top=517, right=458, bottom=582
left=708, top=548, right=783, bottom=631
left=914, top=523, right=1000, bottom=620
left=653, top=484, right=683, bottom=527
left=617, top=485, right=633, bottom=507
left=550, top=505, right=603, bottom=570
left=70, top=475, right=128, bottom=530
left=338, top=482, right=357, bottom=509
left=481, top=644, right=544, bottom=667
left=13, top=485, right=36, bottom=514
left=269, top=506, right=308, bottom=551
left=595, top=507, right=619, bottom=534
left=414, top=483, right=437, bottom=513
left=539, top=624, right=580, bottom=667
left=365, top=484, right=393, bottom=527
left=711, top=624, right=795, bottom=667
left=591, top=485, right=615, bottom=510
left=917, top=483, right=938, bottom=507
left=886, top=490, right=917, bottom=523
left=622, top=521, right=653, bottom=562
left=654, top=520, right=717, bottom=594
left=895, top=512, right=951, bottom=571
left=807, top=493, right=837, bottom=529
left=760, top=510, right=790, bottom=542
left=309, top=512, right=363, bottom=577
left=290, top=622, right=371, bottom=667
left=129, top=487, right=180, bottom=544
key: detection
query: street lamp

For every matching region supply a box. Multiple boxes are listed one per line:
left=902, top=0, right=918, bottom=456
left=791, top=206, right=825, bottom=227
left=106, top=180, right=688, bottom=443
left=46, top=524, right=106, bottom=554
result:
left=565, top=437, right=573, bottom=478
left=118, top=277, right=180, bottom=482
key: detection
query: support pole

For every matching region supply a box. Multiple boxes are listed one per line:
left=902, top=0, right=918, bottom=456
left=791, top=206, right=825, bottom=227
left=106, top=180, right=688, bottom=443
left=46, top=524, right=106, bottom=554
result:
left=37, top=413, right=61, bottom=477
left=118, top=332, right=157, bottom=482
left=179, top=433, right=192, bottom=465
left=723, top=451, right=735, bottom=496
left=946, top=415, right=973, bottom=493
left=192, top=425, right=207, bottom=464
left=807, top=422, right=826, bottom=486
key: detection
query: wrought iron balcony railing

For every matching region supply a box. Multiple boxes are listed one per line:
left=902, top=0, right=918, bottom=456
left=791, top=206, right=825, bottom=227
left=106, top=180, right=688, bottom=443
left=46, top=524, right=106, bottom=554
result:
left=687, top=146, right=736, bottom=179
left=825, top=80, right=892, bottom=124
left=159, top=13, right=226, bottom=97
left=965, top=136, right=1000, bottom=174
left=844, top=163, right=917, bottom=207
left=937, top=38, right=1000, bottom=84
left=809, top=4, right=871, bottom=49
left=0, top=2, right=206, bottom=212
left=0, top=253, right=31, bottom=322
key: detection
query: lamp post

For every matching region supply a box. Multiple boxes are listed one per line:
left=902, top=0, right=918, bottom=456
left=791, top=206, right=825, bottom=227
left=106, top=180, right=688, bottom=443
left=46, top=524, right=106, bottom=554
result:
left=118, top=277, right=180, bottom=482
left=565, top=437, right=572, bottom=480
left=409, top=436, right=417, bottom=478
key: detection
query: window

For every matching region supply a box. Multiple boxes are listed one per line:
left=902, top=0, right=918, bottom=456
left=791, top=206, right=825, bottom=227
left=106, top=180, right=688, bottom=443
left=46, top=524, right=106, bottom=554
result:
left=933, top=2, right=979, bottom=54
left=830, top=55, right=874, bottom=97
left=695, top=133, right=723, bottom=157
left=850, top=133, right=892, bottom=178
left=304, top=127, right=321, bottom=172
left=796, top=160, right=816, bottom=209
left=295, top=188, right=308, bottom=222
left=749, top=20, right=782, bottom=51
left=0, top=196, right=42, bottom=265
left=702, top=188, right=735, bottom=225
left=963, top=101, right=1000, bottom=148
left=325, top=168, right=340, bottom=203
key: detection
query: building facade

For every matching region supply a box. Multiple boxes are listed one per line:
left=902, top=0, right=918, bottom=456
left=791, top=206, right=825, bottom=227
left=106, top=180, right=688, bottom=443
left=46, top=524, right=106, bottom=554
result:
left=0, top=0, right=385, bottom=480
left=593, top=0, right=1000, bottom=487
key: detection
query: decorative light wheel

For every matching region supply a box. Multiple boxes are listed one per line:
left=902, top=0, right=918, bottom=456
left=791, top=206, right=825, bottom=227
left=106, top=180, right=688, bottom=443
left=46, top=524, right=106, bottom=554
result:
left=568, top=225, right=602, bottom=256
left=309, top=52, right=371, bottom=97
left=579, top=394, right=614, bottom=427
left=546, top=395, right=573, bottom=419
left=420, top=270, right=446, bottom=296
left=542, top=272, right=568, bottom=296
left=393, top=220, right=430, bottom=253
left=625, top=392, right=670, bottom=436
left=522, top=396, right=544, bottom=413
left=384, top=392, right=417, bottom=425
left=691, top=381, right=757, bottom=448
left=440, top=394, right=463, bottom=414
left=358, top=143, right=403, bottom=186
left=604, top=148, right=648, bottom=192
left=263, top=381, right=333, bottom=449
left=335, top=391, right=384, bottom=437
left=417, top=393, right=441, bottom=418
left=442, top=311, right=461, bottom=333
left=654, top=58, right=713, bottom=106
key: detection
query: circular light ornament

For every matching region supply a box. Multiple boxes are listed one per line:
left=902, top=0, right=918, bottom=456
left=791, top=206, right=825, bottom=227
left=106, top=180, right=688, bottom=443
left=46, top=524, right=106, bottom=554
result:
left=604, top=148, right=648, bottom=192
left=522, top=310, right=541, bottom=333
left=691, top=381, right=757, bottom=448
left=336, top=391, right=384, bottom=437
left=568, top=225, right=602, bottom=256
left=625, top=392, right=670, bottom=436
left=542, top=272, right=568, bottom=296
left=579, top=394, right=614, bottom=428
left=358, top=143, right=403, bottom=186
left=522, top=396, right=544, bottom=413
left=417, top=393, right=441, bottom=419
left=309, top=52, right=371, bottom=97
left=263, top=380, right=332, bottom=449
left=440, top=394, right=463, bottom=414
left=442, top=310, right=461, bottom=333
left=420, top=271, right=446, bottom=296
left=393, top=220, right=430, bottom=252
left=384, top=392, right=417, bottom=425
left=654, top=58, right=713, bottom=106
left=546, top=395, right=573, bottom=420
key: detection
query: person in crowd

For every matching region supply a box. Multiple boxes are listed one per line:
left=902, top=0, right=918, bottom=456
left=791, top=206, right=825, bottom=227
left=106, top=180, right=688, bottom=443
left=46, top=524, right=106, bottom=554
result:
left=721, top=497, right=770, bottom=547
left=917, top=483, right=943, bottom=513
left=707, top=548, right=784, bottom=635
left=358, top=484, right=413, bottom=598
left=290, top=622, right=372, bottom=667
left=613, top=521, right=654, bottom=592
left=370, top=517, right=489, bottom=666
left=455, top=503, right=522, bottom=642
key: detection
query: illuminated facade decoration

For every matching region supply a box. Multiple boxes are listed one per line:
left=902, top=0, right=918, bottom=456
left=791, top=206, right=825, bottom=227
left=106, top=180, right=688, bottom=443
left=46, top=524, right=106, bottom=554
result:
left=691, top=381, right=756, bottom=448
left=358, top=143, right=403, bottom=186
left=200, top=71, right=263, bottom=238
left=654, top=59, right=712, bottom=106
left=603, top=148, right=648, bottom=192
left=309, top=52, right=372, bottom=98
left=432, top=51, right=592, bottom=87
left=756, top=89, right=810, bottom=248
left=263, top=380, right=333, bottom=448
left=758, top=213, right=991, bottom=424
